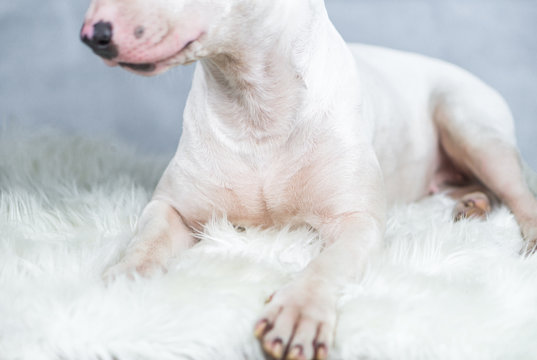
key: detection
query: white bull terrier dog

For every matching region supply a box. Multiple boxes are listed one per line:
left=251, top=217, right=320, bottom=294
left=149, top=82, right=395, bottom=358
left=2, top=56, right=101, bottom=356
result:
left=81, top=1, right=537, bottom=359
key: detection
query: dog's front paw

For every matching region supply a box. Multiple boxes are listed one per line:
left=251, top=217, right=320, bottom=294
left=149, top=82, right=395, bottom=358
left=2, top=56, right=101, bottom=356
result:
left=254, top=280, right=336, bottom=360
left=102, top=253, right=167, bottom=283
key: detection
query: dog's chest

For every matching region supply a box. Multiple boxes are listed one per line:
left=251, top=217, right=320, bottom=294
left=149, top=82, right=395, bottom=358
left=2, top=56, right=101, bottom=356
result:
left=175, top=152, right=306, bottom=230
left=219, top=176, right=295, bottom=228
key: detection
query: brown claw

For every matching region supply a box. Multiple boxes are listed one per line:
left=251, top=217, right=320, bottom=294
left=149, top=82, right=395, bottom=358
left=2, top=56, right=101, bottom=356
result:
left=286, top=345, right=304, bottom=360
left=265, top=292, right=275, bottom=304
left=315, top=344, right=328, bottom=360
left=263, top=338, right=283, bottom=359
left=254, top=319, right=269, bottom=339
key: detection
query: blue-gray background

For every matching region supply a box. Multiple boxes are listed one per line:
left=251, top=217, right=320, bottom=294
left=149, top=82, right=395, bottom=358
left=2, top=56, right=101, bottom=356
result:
left=1, top=0, right=536, bottom=167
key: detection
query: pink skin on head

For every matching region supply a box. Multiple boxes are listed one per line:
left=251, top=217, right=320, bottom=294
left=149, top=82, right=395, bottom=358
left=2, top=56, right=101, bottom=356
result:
left=80, top=23, right=94, bottom=39
left=103, top=59, right=118, bottom=67
left=82, top=1, right=208, bottom=74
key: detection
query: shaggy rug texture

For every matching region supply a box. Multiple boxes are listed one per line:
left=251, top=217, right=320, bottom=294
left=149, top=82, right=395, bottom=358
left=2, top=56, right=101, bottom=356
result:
left=1, top=128, right=537, bottom=360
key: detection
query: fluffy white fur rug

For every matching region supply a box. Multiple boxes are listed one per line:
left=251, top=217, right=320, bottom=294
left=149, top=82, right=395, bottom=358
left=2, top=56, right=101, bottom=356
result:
left=1, top=128, right=537, bottom=360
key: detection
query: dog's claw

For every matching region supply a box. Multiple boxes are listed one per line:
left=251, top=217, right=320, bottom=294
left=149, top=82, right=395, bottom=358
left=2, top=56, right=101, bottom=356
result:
left=315, top=344, right=327, bottom=360
left=265, top=292, right=275, bottom=304
left=287, top=345, right=304, bottom=360
left=263, top=338, right=284, bottom=359
left=254, top=319, right=269, bottom=339
left=520, top=238, right=537, bottom=256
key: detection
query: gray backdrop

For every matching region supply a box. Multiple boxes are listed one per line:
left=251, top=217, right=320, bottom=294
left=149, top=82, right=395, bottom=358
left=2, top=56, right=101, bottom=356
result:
left=1, top=0, right=536, bottom=167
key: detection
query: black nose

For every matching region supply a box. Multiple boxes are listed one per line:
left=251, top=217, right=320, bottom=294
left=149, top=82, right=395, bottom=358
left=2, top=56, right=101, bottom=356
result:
left=93, top=21, right=113, bottom=47
left=81, top=21, right=118, bottom=60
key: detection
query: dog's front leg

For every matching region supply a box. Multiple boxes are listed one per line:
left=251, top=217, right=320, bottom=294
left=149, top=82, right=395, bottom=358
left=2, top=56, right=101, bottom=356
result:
left=256, top=210, right=385, bottom=360
left=103, top=199, right=195, bottom=281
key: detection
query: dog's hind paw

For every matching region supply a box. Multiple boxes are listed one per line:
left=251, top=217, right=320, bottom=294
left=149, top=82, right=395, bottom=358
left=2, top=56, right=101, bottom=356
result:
left=453, top=191, right=491, bottom=222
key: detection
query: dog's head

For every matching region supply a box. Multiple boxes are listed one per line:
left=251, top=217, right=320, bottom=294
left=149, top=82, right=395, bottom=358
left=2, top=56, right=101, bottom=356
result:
left=81, top=0, right=320, bottom=76
left=80, top=0, right=242, bottom=76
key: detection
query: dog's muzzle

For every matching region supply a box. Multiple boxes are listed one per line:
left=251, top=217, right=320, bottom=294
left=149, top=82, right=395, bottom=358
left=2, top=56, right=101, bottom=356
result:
left=81, top=21, right=119, bottom=60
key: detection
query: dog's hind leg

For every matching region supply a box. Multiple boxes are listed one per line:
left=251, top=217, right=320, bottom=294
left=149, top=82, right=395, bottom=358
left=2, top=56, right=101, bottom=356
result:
left=434, top=75, right=537, bottom=253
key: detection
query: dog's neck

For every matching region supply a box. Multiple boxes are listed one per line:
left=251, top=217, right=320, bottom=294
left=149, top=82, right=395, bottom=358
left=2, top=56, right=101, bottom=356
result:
left=187, top=0, right=355, bottom=150
left=200, top=47, right=304, bottom=145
